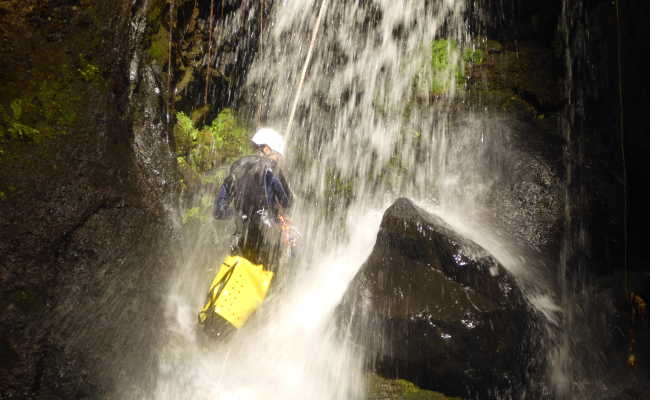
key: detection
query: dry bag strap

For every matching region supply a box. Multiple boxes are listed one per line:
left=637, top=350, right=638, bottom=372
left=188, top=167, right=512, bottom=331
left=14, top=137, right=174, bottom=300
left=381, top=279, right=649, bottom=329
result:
left=213, top=259, right=238, bottom=299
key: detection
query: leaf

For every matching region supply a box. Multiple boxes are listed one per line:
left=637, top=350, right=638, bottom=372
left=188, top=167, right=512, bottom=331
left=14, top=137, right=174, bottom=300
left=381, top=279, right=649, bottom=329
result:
left=8, top=121, right=40, bottom=139
left=10, top=99, right=22, bottom=119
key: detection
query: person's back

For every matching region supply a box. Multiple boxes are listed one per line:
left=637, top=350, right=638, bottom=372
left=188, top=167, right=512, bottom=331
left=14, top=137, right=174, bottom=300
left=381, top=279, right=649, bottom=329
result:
left=217, top=154, right=291, bottom=221
left=213, top=128, right=293, bottom=267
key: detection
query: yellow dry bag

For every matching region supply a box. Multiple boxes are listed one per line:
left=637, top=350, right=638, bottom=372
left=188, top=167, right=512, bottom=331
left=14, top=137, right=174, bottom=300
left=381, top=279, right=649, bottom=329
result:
left=198, top=256, right=273, bottom=329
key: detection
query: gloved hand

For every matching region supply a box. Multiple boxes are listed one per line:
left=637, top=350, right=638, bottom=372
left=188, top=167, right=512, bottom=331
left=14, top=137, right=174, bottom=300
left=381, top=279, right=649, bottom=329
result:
left=278, top=215, right=301, bottom=248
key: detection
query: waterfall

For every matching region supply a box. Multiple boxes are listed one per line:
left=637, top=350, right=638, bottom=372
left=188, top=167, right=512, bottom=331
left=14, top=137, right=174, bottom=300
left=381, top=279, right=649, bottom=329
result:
left=150, top=1, right=567, bottom=398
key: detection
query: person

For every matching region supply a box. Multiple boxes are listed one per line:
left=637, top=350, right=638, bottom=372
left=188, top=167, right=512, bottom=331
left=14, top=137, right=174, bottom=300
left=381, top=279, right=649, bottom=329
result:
left=213, top=127, right=294, bottom=270
left=201, top=128, right=295, bottom=340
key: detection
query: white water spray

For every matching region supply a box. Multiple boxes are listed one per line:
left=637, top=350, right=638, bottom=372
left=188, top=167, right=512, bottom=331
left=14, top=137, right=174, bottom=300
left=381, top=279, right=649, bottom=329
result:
left=149, top=0, right=568, bottom=398
left=154, top=207, right=382, bottom=400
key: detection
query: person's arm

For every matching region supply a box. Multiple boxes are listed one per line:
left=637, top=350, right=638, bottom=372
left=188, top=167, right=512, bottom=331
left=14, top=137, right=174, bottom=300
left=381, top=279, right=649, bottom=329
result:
left=270, top=169, right=299, bottom=246
left=214, top=175, right=234, bottom=219
left=278, top=169, right=294, bottom=209
left=267, top=169, right=292, bottom=210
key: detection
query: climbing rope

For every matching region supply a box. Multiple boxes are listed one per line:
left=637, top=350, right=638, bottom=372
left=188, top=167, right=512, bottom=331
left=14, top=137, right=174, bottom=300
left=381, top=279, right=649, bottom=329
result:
left=204, top=0, right=216, bottom=106
left=285, top=0, right=330, bottom=138
left=168, top=0, right=175, bottom=122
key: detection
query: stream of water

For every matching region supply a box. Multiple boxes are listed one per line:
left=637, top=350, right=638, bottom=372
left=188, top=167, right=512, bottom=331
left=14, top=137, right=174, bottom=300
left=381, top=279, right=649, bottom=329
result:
left=152, top=1, right=568, bottom=398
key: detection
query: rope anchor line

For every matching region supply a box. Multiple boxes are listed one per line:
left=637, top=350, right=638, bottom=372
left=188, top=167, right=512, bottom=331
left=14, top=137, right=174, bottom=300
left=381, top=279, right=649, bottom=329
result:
left=285, top=0, right=330, bottom=139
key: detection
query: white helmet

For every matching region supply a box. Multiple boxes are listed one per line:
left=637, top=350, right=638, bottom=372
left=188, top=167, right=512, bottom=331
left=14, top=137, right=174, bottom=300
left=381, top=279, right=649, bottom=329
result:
left=251, top=128, right=285, bottom=156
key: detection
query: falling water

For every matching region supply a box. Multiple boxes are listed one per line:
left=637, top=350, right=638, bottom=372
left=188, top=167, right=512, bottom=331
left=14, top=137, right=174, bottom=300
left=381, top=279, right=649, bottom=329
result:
left=151, top=0, right=567, bottom=398
left=547, top=2, right=621, bottom=398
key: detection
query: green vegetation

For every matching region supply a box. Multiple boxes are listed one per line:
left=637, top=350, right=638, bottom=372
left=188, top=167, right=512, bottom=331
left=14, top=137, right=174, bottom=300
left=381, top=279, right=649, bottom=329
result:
left=145, top=0, right=174, bottom=66
left=174, top=108, right=249, bottom=174
left=0, top=55, right=105, bottom=151
left=430, top=39, right=485, bottom=95
left=0, top=100, right=40, bottom=141
left=180, top=193, right=215, bottom=225
left=0, top=1, right=107, bottom=169
left=367, top=373, right=462, bottom=400
left=148, top=26, right=171, bottom=66
left=174, top=107, right=250, bottom=225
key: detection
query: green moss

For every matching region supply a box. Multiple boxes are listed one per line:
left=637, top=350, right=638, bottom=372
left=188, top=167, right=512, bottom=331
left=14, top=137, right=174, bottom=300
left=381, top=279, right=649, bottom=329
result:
left=175, top=66, right=196, bottom=94
left=367, top=374, right=462, bottom=400
left=145, top=0, right=176, bottom=66
left=180, top=194, right=215, bottom=226
left=0, top=100, right=40, bottom=141
left=463, top=47, right=485, bottom=66
left=181, top=206, right=201, bottom=224
left=78, top=57, right=102, bottom=83
left=0, top=52, right=106, bottom=160
left=463, top=40, right=561, bottom=118
left=147, top=0, right=165, bottom=23
left=426, top=39, right=486, bottom=95
left=0, top=1, right=108, bottom=164
left=190, top=105, right=210, bottom=123
left=430, top=39, right=458, bottom=94
left=148, top=26, right=170, bottom=66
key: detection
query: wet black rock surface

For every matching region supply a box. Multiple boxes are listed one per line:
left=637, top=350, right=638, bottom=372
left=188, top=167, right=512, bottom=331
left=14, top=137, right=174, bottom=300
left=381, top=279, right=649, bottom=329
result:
left=0, top=1, right=177, bottom=398
left=345, top=198, right=538, bottom=398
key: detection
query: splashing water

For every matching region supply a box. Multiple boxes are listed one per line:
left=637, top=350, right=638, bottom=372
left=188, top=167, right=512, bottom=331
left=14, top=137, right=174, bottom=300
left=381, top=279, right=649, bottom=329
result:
left=154, top=207, right=382, bottom=400
left=151, top=0, right=568, bottom=398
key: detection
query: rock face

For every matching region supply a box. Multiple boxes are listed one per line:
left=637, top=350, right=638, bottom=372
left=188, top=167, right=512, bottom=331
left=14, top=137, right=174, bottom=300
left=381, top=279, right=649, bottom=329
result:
left=0, top=0, right=269, bottom=397
left=345, top=198, right=536, bottom=398
left=0, top=1, right=177, bottom=398
left=444, top=109, right=564, bottom=257
left=446, top=37, right=566, bottom=258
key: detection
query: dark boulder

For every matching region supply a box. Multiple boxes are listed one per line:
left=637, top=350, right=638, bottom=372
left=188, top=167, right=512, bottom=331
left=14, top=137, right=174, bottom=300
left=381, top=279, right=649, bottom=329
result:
left=345, top=198, right=537, bottom=398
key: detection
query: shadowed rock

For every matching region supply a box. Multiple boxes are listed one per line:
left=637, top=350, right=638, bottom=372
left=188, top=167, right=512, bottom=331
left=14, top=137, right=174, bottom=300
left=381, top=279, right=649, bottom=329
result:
left=344, top=198, right=537, bottom=398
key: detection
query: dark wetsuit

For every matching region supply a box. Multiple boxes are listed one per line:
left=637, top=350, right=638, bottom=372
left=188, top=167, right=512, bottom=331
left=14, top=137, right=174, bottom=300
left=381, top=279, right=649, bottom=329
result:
left=213, top=154, right=293, bottom=269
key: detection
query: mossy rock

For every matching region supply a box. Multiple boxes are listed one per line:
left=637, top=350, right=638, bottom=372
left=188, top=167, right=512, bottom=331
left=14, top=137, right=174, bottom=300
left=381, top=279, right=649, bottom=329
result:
left=367, top=374, right=462, bottom=400
left=0, top=0, right=108, bottom=177
left=147, top=25, right=170, bottom=66
left=466, top=40, right=563, bottom=116
left=424, top=39, right=486, bottom=97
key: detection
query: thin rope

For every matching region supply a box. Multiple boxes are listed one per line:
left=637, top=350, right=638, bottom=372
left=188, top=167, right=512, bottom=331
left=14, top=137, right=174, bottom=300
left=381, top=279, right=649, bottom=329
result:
left=204, top=0, right=216, bottom=106
left=168, top=0, right=174, bottom=123
left=285, top=0, right=330, bottom=138
left=614, top=0, right=629, bottom=296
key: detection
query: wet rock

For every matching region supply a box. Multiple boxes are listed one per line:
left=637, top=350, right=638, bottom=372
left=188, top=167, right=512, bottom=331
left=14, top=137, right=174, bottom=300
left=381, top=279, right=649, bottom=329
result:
left=0, top=337, right=18, bottom=371
left=467, top=41, right=564, bottom=117
left=460, top=41, right=565, bottom=257
left=345, top=198, right=537, bottom=398
left=0, top=1, right=178, bottom=398
left=446, top=110, right=565, bottom=256
left=404, top=38, right=566, bottom=257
